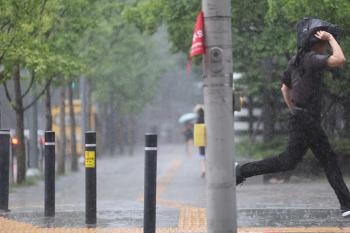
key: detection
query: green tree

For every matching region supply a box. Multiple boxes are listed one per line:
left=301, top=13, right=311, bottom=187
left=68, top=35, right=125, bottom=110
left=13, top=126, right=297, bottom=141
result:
left=84, top=1, right=170, bottom=155
left=0, top=0, right=98, bottom=182
left=125, top=0, right=350, bottom=141
left=0, top=0, right=62, bottom=183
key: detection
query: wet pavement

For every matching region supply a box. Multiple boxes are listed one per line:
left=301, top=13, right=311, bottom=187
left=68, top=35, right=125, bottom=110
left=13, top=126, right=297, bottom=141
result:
left=1, top=144, right=350, bottom=232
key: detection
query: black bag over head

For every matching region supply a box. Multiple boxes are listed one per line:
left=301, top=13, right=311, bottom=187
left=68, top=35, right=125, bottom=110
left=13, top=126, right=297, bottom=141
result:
left=296, top=18, right=341, bottom=50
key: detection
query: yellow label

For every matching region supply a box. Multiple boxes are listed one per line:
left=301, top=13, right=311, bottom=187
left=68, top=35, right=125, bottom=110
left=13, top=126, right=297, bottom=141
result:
left=85, top=151, right=95, bottom=168
left=194, top=124, right=206, bottom=147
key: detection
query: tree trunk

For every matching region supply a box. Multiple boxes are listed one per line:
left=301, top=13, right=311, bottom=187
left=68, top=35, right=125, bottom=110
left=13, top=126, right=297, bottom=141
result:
left=116, top=116, right=125, bottom=155
left=29, top=83, right=39, bottom=169
left=45, top=84, right=53, bottom=131
left=79, top=76, right=87, bottom=154
left=127, top=115, right=135, bottom=156
left=57, top=86, right=66, bottom=174
left=262, top=89, right=275, bottom=142
left=262, top=59, right=276, bottom=143
left=68, top=83, right=78, bottom=172
left=13, top=64, right=26, bottom=183
left=86, top=79, right=92, bottom=129
left=106, top=111, right=113, bottom=155
left=99, top=102, right=108, bottom=155
left=247, top=96, right=254, bottom=139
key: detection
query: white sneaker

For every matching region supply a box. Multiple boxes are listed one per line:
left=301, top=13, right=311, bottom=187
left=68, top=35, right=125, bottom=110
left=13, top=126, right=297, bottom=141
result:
left=235, top=162, right=245, bottom=185
left=342, top=210, right=350, bottom=218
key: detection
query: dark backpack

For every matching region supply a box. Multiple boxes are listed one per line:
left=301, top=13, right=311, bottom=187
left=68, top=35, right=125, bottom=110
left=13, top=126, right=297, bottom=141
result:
left=296, top=18, right=340, bottom=50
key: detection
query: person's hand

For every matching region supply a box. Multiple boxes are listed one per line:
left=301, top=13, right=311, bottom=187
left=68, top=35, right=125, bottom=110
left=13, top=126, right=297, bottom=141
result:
left=315, top=31, right=333, bottom=41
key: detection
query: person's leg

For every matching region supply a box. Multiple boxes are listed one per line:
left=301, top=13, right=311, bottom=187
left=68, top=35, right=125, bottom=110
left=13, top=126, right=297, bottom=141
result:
left=200, top=159, right=206, bottom=177
left=199, top=147, right=206, bottom=177
left=240, top=114, right=308, bottom=179
left=308, top=124, right=350, bottom=211
left=186, top=139, right=193, bottom=156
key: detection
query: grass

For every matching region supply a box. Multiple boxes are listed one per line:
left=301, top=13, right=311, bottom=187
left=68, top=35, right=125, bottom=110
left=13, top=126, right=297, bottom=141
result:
left=235, top=136, right=350, bottom=159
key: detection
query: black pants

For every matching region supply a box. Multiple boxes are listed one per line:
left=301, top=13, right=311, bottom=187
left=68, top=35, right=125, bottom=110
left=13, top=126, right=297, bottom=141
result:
left=240, top=109, right=350, bottom=210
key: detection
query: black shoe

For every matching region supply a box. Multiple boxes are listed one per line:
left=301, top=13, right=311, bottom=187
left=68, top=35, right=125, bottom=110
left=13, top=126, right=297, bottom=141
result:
left=235, top=162, right=245, bottom=185
left=342, top=209, right=350, bottom=218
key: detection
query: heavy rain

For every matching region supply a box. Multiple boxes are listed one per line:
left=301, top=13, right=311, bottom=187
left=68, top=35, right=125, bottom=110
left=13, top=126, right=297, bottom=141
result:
left=0, top=1, right=350, bottom=233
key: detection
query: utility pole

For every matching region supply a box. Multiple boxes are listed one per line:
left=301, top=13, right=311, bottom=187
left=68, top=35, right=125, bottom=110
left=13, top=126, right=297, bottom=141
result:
left=202, top=0, right=237, bottom=233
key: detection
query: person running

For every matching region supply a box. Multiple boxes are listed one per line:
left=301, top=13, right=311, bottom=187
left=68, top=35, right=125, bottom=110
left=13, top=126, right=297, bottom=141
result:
left=235, top=18, right=350, bottom=218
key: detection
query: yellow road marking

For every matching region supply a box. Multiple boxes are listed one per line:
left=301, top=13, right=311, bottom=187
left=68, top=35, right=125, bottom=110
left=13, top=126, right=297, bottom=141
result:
left=137, top=159, right=183, bottom=203
left=156, top=159, right=183, bottom=199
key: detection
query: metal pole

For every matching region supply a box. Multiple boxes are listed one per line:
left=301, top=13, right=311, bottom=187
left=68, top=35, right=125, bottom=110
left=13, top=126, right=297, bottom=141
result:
left=143, top=134, right=157, bottom=233
left=44, top=131, right=55, bottom=217
left=85, top=131, right=96, bottom=226
left=202, top=0, right=237, bottom=232
left=0, top=130, right=10, bottom=212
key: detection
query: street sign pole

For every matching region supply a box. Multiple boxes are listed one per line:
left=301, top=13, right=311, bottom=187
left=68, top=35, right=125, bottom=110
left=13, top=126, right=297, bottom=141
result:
left=202, top=0, right=237, bottom=232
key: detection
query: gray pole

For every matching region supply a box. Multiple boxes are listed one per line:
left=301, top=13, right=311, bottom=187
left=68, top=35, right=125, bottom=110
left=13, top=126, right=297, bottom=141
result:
left=202, top=0, right=237, bottom=233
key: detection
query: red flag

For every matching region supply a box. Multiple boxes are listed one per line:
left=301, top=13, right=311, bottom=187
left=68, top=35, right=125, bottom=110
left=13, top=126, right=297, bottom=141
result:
left=190, top=11, right=205, bottom=57
left=187, top=11, right=205, bottom=76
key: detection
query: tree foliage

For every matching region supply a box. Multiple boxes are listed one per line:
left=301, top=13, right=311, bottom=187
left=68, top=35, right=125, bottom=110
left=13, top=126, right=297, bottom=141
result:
left=83, top=1, right=170, bottom=116
left=125, top=0, right=350, bottom=137
left=0, top=0, right=172, bottom=181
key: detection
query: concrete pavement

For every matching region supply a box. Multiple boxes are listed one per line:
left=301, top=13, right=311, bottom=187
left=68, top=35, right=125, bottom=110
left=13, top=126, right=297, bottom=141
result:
left=1, top=144, right=350, bottom=232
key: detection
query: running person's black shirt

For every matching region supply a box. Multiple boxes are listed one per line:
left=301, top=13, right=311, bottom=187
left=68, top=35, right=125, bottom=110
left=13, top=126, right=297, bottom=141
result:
left=282, top=51, right=330, bottom=116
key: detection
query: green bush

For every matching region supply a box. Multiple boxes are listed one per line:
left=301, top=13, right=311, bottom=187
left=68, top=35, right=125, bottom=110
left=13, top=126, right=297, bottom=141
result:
left=235, top=136, right=288, bottom=159
left=235, top=137, right=350, bottom=160
left=331, top=138, right=350, bottom=156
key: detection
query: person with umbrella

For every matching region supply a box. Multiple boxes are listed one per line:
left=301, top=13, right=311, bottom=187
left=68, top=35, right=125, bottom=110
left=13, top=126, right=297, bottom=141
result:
left=178, top=113, right=196, bottom=156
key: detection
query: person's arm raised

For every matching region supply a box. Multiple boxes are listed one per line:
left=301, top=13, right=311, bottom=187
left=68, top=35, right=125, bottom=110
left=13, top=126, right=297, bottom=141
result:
left=315, top=31, right=346, bottom=68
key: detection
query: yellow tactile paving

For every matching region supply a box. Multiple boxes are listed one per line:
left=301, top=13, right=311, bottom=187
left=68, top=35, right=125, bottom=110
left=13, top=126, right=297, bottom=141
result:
left=239, top=227, right=350, bottom=233
left=178, top=207, right=206, bottom=231
left=2, top=216, right=350, bottom=233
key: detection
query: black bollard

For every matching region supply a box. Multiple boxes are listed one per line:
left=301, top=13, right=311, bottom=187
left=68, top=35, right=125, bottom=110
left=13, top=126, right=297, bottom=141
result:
left=0, top=130, right=10, bottom=212
left=44, top=131, right=55, bottom=217
left=144, top=134, right=157, bottom=233
left=85, top=131, right=96, bottom=226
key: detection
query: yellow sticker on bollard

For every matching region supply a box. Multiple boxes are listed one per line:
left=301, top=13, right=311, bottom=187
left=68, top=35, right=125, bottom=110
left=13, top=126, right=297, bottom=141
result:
left=85, top=151, right=95, bottom=168
left=194, top=124, right=206, bottom=147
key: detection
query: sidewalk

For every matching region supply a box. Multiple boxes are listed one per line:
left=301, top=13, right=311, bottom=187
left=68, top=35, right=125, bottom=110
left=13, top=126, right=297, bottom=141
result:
left=1, top=144, right=350, bottom=233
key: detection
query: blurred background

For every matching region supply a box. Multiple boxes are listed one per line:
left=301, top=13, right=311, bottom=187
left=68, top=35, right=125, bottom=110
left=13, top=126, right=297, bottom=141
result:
left=1, top=0, right=350, bottom=185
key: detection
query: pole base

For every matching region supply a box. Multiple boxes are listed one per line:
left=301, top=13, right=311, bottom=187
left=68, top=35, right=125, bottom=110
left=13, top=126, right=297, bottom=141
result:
left=86, top=223, right=96, bottom=228
left=0, top=209, right=10, bottom=213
